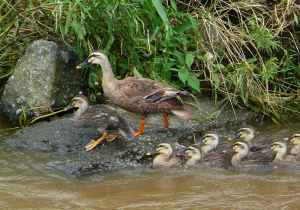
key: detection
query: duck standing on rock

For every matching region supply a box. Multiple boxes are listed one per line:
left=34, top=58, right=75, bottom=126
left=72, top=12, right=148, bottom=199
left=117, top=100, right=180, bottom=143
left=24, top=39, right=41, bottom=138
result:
left=71, top=95, right=134, bottom=151
left=77, top=51, right=192, bottom=137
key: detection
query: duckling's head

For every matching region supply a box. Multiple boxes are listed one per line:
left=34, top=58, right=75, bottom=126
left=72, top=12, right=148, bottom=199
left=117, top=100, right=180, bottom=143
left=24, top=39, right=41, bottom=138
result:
left=76, top=51, right=109, bottom=69
left=156, top=143, right=173, bottom=157
left=232, top=141, right=249, bottom=156
left=71, top=95, right=89, bottom=117
left=290, top=134, right=300, bottom=145
left=185, top=146, right=201, bottom=160
left=185, top=146, right=201, bottom=167
left=271, top=141, right=287, bottom=161
left=234, top=127, right=255, bottom=143
left=200, top=133, right=219, bottom=155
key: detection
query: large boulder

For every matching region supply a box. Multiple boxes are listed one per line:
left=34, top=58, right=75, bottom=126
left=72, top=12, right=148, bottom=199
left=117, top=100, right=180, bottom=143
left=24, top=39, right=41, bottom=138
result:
left=0, top=40, right=81, bottom=124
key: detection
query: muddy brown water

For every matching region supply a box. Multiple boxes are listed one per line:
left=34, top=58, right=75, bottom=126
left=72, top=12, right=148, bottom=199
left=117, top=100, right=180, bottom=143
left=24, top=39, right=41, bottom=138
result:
left=0, top=114, right=300, bottom=210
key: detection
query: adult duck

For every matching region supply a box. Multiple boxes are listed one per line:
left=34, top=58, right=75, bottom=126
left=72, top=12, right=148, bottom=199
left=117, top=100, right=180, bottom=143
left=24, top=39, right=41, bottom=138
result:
left=77, top=51, right=192, bottom=137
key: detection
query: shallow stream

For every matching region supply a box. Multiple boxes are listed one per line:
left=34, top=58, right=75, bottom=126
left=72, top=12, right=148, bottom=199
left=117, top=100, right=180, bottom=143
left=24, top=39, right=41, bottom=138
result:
left=0, top=115, right=300, bottom=210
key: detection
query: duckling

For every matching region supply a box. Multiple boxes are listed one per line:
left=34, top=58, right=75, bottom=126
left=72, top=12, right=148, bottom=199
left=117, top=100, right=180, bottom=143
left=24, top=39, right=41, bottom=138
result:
left=289, top=134, right=300, bottom=156
left=200, top=133, right=219, bottom=157
left=232, top=127, right=265, bottom=152
left=271, top=141, right=297, bottom=163
left=233, top=128, right=254, bottom=145
left=184, top=146, right=201, bottom=167
left=71, top=95, right=134, bottom=151
left=231, top=141, right=250, bottom=167
left=152, top=143, right=182, bottom=169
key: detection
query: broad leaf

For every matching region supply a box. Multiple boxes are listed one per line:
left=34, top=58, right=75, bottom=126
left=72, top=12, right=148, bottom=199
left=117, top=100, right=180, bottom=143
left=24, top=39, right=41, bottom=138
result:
left=151, top=0, right=170, bottom=27
left=178, top=68, right=189, bottom=84
left=187, top=74, right=200, bottom=92
left=185, top=53, right=194, bottom=68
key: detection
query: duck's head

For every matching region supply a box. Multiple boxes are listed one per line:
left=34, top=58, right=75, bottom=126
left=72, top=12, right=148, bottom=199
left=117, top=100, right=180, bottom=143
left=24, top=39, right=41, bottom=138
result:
left=76, top=51, right=109, bottom=69
left=232, top=141, right=249, bottom=156
left=290, top=134, right=300, bottom=145
left=234, top=127, right=255, bottom=143
left=155, top=143, right=173, bottom=157
left=200, top=133, right=219, bottom=155
left=185, top=146, right=201, bottom=161
left=271, top=141, right=287, bottom=153
left=71, top=95, right=89, bottom=116
left=271, top=141, right=288, bottom=161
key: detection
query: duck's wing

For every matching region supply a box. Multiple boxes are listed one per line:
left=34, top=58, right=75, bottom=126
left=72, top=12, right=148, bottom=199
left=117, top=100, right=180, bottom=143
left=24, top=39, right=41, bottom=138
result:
left=118, top=77, right=186, bottom=102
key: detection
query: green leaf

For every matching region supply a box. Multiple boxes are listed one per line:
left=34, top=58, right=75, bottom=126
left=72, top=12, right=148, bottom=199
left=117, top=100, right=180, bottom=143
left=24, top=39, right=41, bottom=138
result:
left=185, top=53, right=194, bottom=68
left=187, top=74, right=200, bottom=92
left=178, top=68, right=189, bottom=84
left=151, top=0, right=170, bottom=28
left=175, top=16, right=198, bottom=33
left=170, top=0, right=177, bottom=11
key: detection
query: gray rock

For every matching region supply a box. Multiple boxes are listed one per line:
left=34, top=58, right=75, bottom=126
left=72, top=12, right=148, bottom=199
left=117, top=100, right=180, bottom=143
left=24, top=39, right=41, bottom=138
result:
left=0, top=40, right=81, bottom=124
left=6, top=99, right=257, bottom=177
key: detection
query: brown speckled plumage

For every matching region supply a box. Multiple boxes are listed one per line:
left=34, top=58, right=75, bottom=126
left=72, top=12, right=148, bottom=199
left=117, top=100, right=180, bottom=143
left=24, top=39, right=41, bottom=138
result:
left=77, top=51, right=192, bottom=137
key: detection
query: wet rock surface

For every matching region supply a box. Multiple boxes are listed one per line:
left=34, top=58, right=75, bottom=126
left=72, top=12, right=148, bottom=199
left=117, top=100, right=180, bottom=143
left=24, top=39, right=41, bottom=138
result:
left=0, top=40, right=81, bottom=124
left=6, top=97, right=258, bottom=177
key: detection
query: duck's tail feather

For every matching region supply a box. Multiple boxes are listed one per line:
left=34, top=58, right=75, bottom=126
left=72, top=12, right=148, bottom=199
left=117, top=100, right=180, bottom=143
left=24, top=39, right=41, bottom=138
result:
left=171, top=108, right=192, bottom=120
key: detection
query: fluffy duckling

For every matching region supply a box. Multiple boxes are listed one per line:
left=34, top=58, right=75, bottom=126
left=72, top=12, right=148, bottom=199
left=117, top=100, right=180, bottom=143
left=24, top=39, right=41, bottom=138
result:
left=184, top=146, right=201, bottom=167
left=271, top=141, right=297, bottom=163
left=233, top=128, right=255, bottom=145
left=152, top=143, right=182, bottom=169
left=200, top=133, right=219, bottom=157
left=231, top=141, right=250, bottom=167
left=71, top=95, right=134, bottom=151
left=289, top=134, right=300, bottom=156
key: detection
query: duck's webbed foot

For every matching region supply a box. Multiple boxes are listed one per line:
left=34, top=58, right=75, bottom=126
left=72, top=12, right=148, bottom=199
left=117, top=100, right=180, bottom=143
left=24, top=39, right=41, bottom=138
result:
left=85, top=132, right=121, bottom=151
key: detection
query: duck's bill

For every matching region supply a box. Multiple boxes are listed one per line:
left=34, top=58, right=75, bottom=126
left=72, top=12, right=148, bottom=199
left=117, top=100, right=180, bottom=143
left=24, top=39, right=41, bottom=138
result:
left=76, top=58, right=89, bottom=69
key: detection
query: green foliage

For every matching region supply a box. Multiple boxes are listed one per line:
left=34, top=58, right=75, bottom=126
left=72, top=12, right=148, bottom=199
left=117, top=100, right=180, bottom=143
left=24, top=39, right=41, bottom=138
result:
left=0, top=0, right=299, bottom=120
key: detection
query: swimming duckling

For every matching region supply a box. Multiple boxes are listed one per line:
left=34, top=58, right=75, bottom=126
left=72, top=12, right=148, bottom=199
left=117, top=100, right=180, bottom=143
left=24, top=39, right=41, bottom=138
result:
left=231, top=141, right=250, bottom=167
left=200, top=133, right=219, bottom=157
left=289, top=134, right=300, bottom=156
left=71, top=95, right=134, bottom=151
left=184, top=146, right=201, bottom=167
left=233, top=128, right=254, bottom=144
left=152, top=143, right=182, bottom=169
left=271, top=141, right=297, bottom=163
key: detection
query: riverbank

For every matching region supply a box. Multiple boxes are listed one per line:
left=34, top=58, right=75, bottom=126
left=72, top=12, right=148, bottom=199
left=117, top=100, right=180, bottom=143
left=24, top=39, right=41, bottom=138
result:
left=1, top=1, right=299, bottom=120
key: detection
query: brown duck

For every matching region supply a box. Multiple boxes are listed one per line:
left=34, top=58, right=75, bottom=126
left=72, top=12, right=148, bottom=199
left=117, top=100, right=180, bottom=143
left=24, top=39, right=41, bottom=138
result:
left=77, top=51, right=192, bottom=137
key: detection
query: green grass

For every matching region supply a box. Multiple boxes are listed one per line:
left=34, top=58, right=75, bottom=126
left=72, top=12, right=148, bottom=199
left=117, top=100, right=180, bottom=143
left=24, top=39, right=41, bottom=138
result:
left=0, top=0, right=299, bottom=121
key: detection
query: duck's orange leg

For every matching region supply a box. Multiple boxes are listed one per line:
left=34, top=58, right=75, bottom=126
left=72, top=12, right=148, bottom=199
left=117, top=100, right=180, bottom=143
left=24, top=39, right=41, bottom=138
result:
left=85, top=132, right=121, bottom=151
left=163, top=113, right=169, bottom=128
left=133, top=115, right=145, bottom=137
